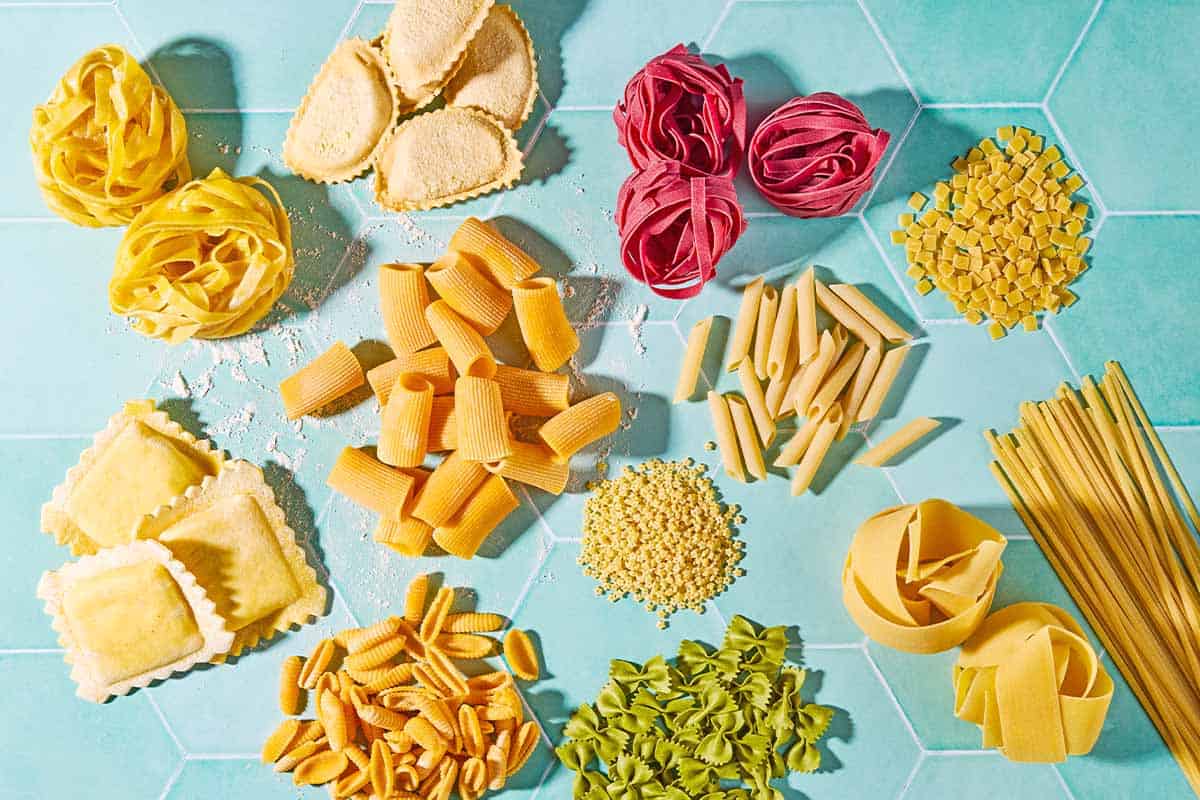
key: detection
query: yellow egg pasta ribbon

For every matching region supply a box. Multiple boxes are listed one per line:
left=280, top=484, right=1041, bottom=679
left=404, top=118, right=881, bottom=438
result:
left=30, top=44, right=191, bottom=227
left=842, top=498, right=1006, bottom=653
left=109, top=167, right=294, bottom=344
left=954, top=602, right=1113, bottom=762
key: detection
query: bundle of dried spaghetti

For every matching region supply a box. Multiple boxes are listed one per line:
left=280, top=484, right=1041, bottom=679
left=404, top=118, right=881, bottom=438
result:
left=987, top=361, right=1200, bottom=793
left=110, top=167, right=294, bottom=344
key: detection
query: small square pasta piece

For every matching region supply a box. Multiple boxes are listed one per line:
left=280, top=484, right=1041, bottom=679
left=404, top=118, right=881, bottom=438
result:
left=965, top=309, right=983, bottom=325
left=914, top=278, right=934, bottom=296
left=907, top=192, right=927, bottom=211
left=898, top=212, right=915, bottom=227
left=134, top=461, right=326, bottom=658
left=37, top=539, right=234, bottom=702
left=41, top=400, right=225, bottom=556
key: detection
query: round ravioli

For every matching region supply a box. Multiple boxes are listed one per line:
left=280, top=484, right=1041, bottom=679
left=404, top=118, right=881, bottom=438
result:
left=284, top=38, right=398, bottom=183
left=374, top=107, right=522, bottom=212
left=382, top=0, right=495, bottom=108
left=443, top=4, right=538, bottom=131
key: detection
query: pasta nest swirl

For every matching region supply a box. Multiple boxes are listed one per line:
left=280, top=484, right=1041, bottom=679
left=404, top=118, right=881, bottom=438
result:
left=109, top=167, right=294, bottom=344
left=30, top=44, right=191, bottom=227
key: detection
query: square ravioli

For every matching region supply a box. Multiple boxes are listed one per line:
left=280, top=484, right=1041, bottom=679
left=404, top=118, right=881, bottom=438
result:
left=38, top=539, right=234, bottom=702
left=42, top=400, right=224, bottom=555
left=135, top=460, right=326, bottom=657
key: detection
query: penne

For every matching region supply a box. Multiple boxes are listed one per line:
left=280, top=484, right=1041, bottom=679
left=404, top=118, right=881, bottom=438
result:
left=829, top=283, right=911, bottom=343
left=810, top=340, right=866, bottom=415
left=837, top=345, right=881, bottom=440
left=426, top=250, right=513, bottom=335
left=432, top=474, right=518, bottom=559
left=493, top=364, right=569, bottom=417
left=814, top=279, right=883, bottom=351
left=752, top=285, right=779, bottom=380
left=538, top=392, right=621, bottom=461
left=427, top=395, right=458, bottom=452
left=425, top=299, right=497, bottom=379
left=486, top=440, right=570, bottom=495
left=327, top=446, right=415, bottom=518
left=367, top=346, right=456, bottom=403
left=791, top=403, right=843, bottom=495
left=727, top=396, right=767, bottom=481
left=726, top=276, right=764, bottom=372
left=378, top=373, right=434, bottom=467
left=455, top=376, right=512, bottom=463
left=774, top=403, right=827, bottom=467
left=767, top=284, right=797, bottom=381
left=736, top=357, right=775, bottom=447
left=707, top=391, right=744, bottom=481
left=789, top=330, right=836, bottom=414
left=511, top=277, right=579, bottom=372
left=379, top=262, right=438, bottom=355
left=856, top=417, right=941, bottom=467
left=765, top=334, right=799, bottom=418
left=673, top=316, right=713, bottom=404
left=448, top=217, right=540, bottom=290
left=279, top=340, right=364, bottom=419
left=411, top=450, right=489, bottom=527
left=795, top=267, right=818, bottom=364
left=857, top=344, right=911, bottom=422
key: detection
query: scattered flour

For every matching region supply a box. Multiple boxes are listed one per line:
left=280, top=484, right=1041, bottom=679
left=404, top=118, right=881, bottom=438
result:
left=211, top=402, right=256, bottom=438
left=168, top=371, right=190, bottom=398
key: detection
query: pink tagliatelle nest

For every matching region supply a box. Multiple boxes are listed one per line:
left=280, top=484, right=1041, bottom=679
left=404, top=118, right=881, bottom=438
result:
left=613, top=44, right=746, bottom=178
left=615, top=160, right=747, bottom=299
left=748, top=92, right=890, bottom=217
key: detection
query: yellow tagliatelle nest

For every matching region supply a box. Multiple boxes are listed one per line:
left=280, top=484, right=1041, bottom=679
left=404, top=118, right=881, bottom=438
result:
left=955, top=602, right=1113, bottom=762
left=109, top=168, right=294, bottom=344
left=30, top=44, right=191, bottom=227
left=842, top=498, right=1006, bottom=654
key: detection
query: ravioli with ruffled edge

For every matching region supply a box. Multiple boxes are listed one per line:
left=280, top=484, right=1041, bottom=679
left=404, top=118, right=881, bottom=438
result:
left=443, top=3, right=539, bottom=131
left=382, top=0, right=494, bottom=109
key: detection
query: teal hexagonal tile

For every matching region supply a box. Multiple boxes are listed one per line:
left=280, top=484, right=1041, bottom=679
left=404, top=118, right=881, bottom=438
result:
left=0, top=222, right=163, bottom=434
left=0, top=653, right=180, bottom=799
left=0, top=6, right=136, bottom=217
left=861, top=1, right=1097, bottom=104
left=1050, top=0, right=1200, bottom=210
left=0, top=438, right=93, bottom=649
left=906, top=753, right=1067, bottom=799
left=122, top=0, right=358, bottom=110
left=1160, top=428, right=1200, bottom=487
left=866, top=321, right=1073, bottom=535
left=706, top=0, right=918, bottom=216
left=1051, top=215, right=1200, bottom=425
left=862, top=106, right=1097, bottom=322
left=149, top=597, right=352, bottom=755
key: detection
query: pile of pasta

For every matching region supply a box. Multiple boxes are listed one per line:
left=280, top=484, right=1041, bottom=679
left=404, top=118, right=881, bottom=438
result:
left=284, top=1, right=537, bottom=212
left=675, top=267, right=938, bottom=495
left=264, top=575, right=543, bottom=799
left=279, top=216, right=620, bottom=559
left=37, top=400, right=325, bottom=702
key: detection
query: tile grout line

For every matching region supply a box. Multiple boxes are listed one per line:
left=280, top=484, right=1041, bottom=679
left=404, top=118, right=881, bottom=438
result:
left=1042, top=318, right=1082, bottom=384
left=1041, top=106, right=1107, bottom=217
left=856, top=0, right=921, bottom=106
left=112, top=1, right=162, bottom=86
left=857, top=213, right=925, bottom=322
left=1052, top=765, right=1080, bottom=800
left=155, top=759, right=186, bottom=800
left=183, top=753, right=259, bottom=760
left=860, top=103, right=921, bottom=210
left=145, top=690, right=187, bottom=755
left=862, top=644, right=925, bottom=751
left=1043, top=0, right=1105, bottom=105
left=700, top=0, right=736, bottom=51
left=894, top=751, right=925, bottom=800
left=0, top=648, right=65, bottom=654
left=336, top=0, right=365, bottom=44
left=923, top=101, right=1041, bottom=109
left=528, top=751, right=558, bottom=800
left=1107, top=209, right=1200, bottom=216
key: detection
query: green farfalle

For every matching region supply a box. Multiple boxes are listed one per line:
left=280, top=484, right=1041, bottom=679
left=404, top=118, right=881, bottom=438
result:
left=554, top=615, right=839, bottom=799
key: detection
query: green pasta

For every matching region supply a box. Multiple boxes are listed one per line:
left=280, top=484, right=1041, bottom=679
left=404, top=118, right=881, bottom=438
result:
left=555, top=615, right=837, bottom=799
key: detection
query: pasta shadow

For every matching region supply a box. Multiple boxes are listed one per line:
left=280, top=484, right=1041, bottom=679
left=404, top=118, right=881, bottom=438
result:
left=867, top=341, right=930, bottom=425
left=474, top=496, right=541, bottom=560
left=506, top=0, right=590, bottom=106
left=261, top=460, right=333, bottom=616
left=517, top=120, right=572, bottom=189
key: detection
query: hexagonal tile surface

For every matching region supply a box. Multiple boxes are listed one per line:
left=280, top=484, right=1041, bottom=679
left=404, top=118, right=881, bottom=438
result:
left=904, top=753, right=1067, bottom=799
left=1050, top=0, right=1200, bottom=209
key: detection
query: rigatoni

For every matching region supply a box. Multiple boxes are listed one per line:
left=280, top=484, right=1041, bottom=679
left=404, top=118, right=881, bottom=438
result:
left=455, top=376, right=511, bottom=463
left=327, top=447, right=415, bottom=517
left=432, top=475, right=518, bottom=559
left=367, top=346, right=456, bottom=402
left=379, top=262, right=437, bottom=354
left=493, top=364, right=569, bottom=416
left=425, top=299, right=496, bottom=378
left=448, top=217, right=539, bottom=289
left=486, top=440, right=570, bottom=495
left=673, top=316, right=713, bottom=404
left=427, top=395, right=458, bottom=452
left=426, top=250, right=512, bottom=335
left=375, top=515, right=433, bottom=557
left=539, top=392, right=621, bottom=461
left=279, top=341, right=364, bottom=419
left=378, top=373, right=434, bottom=467
left=411, top=450, right=489, bottom=527
left=726, top=276, right=764, bottom=371
left=512, top=277, right=579, bottom=371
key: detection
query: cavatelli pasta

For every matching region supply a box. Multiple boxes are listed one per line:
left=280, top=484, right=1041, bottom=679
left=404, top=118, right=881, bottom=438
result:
left=279, top=655, right=305, bottom=715
left=344, top=635, right=407, bottom=671
left=485, top=440, right=569, bottom=495
left=538, top=392, right=621, bottom=461
left=379, top=262, right=438, bottom=354
left=455, top=377, right=512, bottom=463
left=435, top=632, right=497, bottom=659
left=426, top=250, right=513, bottom=335
left=369, top=738, right=395, bottom=798
left=378, top=373, right=434, bottom=467
left=443, top=612, right=505, bottom=633
left=507, top=721, right=540, bottom=776
left=448, top=217, right=540, bottom=290
left=367, top=347, right=456, bottom=403
left=262, top=718, right=303, bottom=763
left=326, top=447, right=415, bottom=518
left=425, top=300, right=496, bottom=379
left=298, top=639, right=337, bottom=689
left=420, top=586, right=456, bottom=642
left=425, top=647, right=469, bottom=697
left=502, top=629, right=539, bottom=681
left=404, top=574, right=430, bottom=624
left=460, top=755, right=488, bottom=800
left=318, top=688, right=352, bottom=751
left=293, top=749, right=348, bottom=785
left=411, top=451, right=489, bottom=527
left=432, top=475, right=518, bottom=560
left=273, top=737, right=327, bottom=773
left=279, top=341, right=365, bottom=419
left=360, top=663, right=416, bottom=694
left=492, top=364, right=569, bottom=416
left=339, top=616, right=402, bottom=651
left=511, top=277, right=579, bottom=371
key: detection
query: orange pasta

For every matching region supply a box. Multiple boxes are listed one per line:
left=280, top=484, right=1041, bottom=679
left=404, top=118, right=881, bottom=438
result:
left=378, top=373, right=434, bottom=467
left=426, top=250, right=513, bottom=335
left=425, top=300, right=496, bottom=379
left=511, top=277, right=579, bottom=372
left=427, top=395, right=458, bottom=452
left=367, top=347, right=456, bottom=403
left=503, top=629, right=539, bottom=681
left=327, top=446, right=415, bottom=518
left=448, top=217, right=540, bottom=289
left=432, top=475, right=518, bottom=559
left=279, top=341, right=364, bottom=419
left=379, top=262, right=437, bottom=354
left=486, top=440, right=570, bottom=495
left=539, top=392, right=621, bottom=461
left=376, top=513, right=433, bottom=558
left=455, top=377, right=512, bottom=463
left=412, top=450, right=489, bottom=527
left=493, top=364, right=569, bottom=417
